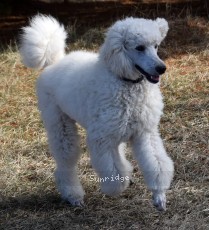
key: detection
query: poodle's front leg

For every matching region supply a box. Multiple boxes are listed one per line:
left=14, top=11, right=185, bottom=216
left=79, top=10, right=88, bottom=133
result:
left=131, top=131, right=174, bottom=211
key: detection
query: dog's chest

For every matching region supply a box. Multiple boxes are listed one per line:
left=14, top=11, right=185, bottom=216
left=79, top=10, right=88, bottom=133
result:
left=88, top=82, right=163, bottom=143
left=117, top=84, right=163, bottom=141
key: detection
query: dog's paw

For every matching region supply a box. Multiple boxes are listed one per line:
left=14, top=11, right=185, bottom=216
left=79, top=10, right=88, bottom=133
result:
left=152, top=192, right=166, bottom=211
left=65, top=196, right=85, bottom=207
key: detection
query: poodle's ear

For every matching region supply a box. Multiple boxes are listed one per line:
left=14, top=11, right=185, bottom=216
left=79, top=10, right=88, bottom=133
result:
left=100, top=43, right=133, bottom=79
left=156, top=18, right=169, bottom=40
left=100, top=29, right=134, bottom=79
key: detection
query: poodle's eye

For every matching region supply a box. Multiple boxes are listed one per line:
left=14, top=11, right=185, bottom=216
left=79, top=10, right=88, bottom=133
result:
left=154, top=44, right=158, bottom=49
left=135, top=45, right=145, bottom=52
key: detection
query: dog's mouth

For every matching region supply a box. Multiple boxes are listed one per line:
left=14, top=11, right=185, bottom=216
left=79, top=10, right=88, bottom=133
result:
left=135, top=64, right=160, bottom=84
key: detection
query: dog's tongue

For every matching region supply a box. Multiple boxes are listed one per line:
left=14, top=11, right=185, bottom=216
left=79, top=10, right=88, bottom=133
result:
left=151, top=76, right=159, bottom=81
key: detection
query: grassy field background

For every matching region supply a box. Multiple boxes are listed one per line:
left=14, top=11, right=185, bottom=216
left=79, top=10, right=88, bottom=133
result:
left=0, top=1, right=209, bottom=229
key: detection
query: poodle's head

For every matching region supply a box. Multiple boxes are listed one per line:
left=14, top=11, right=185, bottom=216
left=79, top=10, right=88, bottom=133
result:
left=100, top=17, right=169, bottom=84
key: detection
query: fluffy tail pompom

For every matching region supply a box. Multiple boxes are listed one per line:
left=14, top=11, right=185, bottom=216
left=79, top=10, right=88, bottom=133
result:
left=19, top=14, right=67, bottom=69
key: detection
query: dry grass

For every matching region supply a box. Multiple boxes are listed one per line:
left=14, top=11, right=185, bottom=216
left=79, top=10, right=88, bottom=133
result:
left=0, top=15, right=209, bottom=230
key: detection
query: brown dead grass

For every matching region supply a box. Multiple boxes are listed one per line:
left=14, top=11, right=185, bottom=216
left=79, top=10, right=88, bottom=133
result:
left=0, top=14, right=209, bottom=230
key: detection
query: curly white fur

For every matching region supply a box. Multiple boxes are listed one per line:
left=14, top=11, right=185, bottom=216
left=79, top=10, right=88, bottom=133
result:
left=19, top=15, right=174, bottom=211
left=19, top=14, right=67, bottom=69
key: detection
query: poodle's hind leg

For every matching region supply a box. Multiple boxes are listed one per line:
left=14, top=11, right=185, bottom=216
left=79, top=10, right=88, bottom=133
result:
left=87, top=137, right=133, bottom=196
left=39, top=99, right=84, bottom=206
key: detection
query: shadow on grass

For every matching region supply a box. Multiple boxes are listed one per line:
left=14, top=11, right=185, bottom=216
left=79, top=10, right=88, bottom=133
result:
left=0, top=189, right=150, bottom=229
left=1, top=192, right=89, bottom=229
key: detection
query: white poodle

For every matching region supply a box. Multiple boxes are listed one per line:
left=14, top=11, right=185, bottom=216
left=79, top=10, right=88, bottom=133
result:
left=19, top=15, right=174, bottom=211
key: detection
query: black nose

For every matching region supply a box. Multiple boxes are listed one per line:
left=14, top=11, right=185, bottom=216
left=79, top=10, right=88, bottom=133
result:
left=155, top=65, right=166, bottom=75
